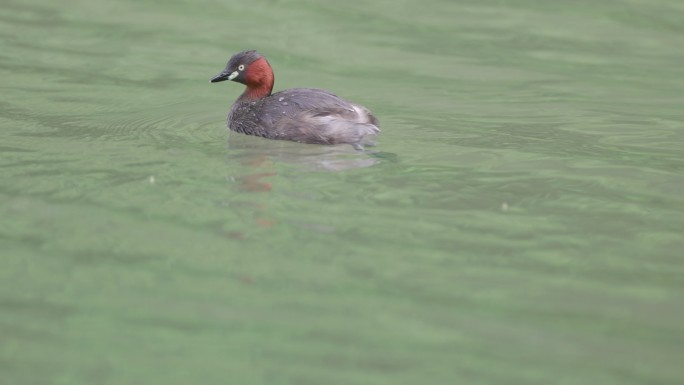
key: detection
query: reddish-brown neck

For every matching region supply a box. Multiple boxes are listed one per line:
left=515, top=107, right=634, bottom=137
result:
left=239, top=57, right=274, bottom=101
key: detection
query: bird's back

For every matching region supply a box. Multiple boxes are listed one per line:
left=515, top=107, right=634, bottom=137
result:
left=229, top=88, right=379, bottom=146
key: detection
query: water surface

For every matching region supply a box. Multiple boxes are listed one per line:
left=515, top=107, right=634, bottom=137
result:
left=2, top=0, right=684, bottom=384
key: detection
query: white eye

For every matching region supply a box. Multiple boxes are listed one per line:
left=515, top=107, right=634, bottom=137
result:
left=238, top=64, right=245, bottom=71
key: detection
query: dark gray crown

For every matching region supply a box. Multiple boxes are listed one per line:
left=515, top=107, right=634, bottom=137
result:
left=227, top=50, right=263, bottom=69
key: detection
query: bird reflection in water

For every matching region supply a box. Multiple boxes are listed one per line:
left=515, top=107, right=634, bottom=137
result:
left=223, top=133, right=380, bottom=233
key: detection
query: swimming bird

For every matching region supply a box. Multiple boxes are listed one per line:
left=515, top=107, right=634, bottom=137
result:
left=210, top=50, right=379, bottom=149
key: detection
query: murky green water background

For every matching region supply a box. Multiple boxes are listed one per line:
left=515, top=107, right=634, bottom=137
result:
left=2, top=0, right=684, bottom=383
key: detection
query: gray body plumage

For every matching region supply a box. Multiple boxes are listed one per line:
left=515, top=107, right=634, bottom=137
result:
left=228, top=88, right=379, bottom=147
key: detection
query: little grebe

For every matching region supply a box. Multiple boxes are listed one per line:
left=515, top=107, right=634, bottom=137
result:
left=210, top=50, right=380, bottom=149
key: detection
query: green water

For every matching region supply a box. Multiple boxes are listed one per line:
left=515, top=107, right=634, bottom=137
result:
left=2, top=0, right=684, bottom=383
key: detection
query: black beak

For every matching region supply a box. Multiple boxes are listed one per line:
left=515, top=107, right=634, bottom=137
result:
left=210, top=71, right=229, bottom=83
